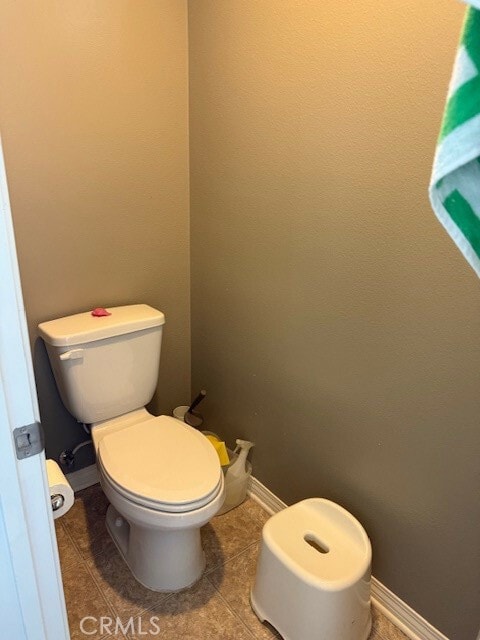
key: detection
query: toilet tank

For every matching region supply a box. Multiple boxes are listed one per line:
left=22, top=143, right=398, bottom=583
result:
left=38, top=305, right=165, bottom=424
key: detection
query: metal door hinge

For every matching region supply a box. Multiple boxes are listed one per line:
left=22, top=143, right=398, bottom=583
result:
left=13, top=422, right=44, bottom=460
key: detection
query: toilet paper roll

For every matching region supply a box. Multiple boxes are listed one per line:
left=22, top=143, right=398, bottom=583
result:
left=46, top=459, right=74, bottom=519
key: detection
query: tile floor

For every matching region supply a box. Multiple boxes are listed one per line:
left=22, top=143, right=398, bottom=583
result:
left=55, top=484, right=409, bottom=640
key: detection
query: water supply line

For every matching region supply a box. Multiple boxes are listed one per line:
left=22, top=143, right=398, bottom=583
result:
left=59, top=438, right=92, bottom=468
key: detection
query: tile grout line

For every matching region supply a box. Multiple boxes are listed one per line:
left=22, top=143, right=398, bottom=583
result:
left=63, top=495, right=270, bottom=638
left=207, top=578, right=257, bottom=640
left=137, top=546, right=257, bottom=619
left=136, top=539, right=263, bottom=621
left=81, top=546, right=133, bottom=633
left=206, top=571, right=281, bottom=640
left=55, top=519, right=85, bottom=570
left=58, top=538, right=119, bottom=639
left=202, top=538, right=261, bottom=577
left=61, top=495, right=114, bottom=564
left=56, top=502, right=118, bottom=639
left=61, top=499, right=90, bottom=561
left=83, top=555, right=167, bottom=624
left=203, top=538, right=284, bottom=640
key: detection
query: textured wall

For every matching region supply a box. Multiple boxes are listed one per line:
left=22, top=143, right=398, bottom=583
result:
left=188, top=1, right=480, bottom=638
left=0, top=1, right=190, bottom=467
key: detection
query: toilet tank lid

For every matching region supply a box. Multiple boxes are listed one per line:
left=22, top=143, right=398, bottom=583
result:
left=38, top=304, right=165, bottom=346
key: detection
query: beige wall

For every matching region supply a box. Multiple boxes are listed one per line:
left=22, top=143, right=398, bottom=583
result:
left=0, top=1, right=190, bottom=465
left=188, top=1, right=480, bottom=638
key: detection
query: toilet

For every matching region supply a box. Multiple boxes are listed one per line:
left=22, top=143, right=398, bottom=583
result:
left=38, top=304, right=225, bottom=591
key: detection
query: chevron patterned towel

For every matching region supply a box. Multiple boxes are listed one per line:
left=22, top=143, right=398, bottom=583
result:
left=430, top=3, right=480, bottom=277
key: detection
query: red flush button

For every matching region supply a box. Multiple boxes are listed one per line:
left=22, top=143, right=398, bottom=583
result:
left=91, top=307, right=111, bottom=317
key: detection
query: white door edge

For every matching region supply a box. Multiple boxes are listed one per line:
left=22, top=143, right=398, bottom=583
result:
left=0, top=134, right=70, bottom=640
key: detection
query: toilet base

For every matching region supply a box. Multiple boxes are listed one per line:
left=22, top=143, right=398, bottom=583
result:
left=106, top=504, right=206, bottom=592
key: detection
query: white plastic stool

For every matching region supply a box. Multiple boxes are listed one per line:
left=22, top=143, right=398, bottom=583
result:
left=251, top=498, right=372, bottom=640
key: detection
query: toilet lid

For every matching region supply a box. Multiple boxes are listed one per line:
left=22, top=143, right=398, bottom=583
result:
left=98, top=415, right=222, bottom=510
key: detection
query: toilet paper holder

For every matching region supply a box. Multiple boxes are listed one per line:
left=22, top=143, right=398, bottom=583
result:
left=46, top=459, right=74, bottom=519
left=51, top=493, right=65, bottom=512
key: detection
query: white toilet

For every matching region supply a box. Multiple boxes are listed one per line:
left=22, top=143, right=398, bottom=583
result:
left=39, top=304, right=225, bottom=591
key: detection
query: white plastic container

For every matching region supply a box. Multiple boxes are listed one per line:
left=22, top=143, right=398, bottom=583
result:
left=171, top=413, right=254, bottom=516
left=217, top=440, right=254, bottom=515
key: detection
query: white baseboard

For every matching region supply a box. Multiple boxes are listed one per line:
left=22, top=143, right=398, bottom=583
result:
left=66, top=464, right=99, bottom=493
left=247, top=476, right=449, bottom=640
left=248, top=475, right=287, bottom=514
left=371, top=579, right=449, bottom=640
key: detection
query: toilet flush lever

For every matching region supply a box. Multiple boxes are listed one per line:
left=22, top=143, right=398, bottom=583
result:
left=59, top=349, right=84, bottom=361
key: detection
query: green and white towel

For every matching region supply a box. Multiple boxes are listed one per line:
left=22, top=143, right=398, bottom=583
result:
left=430, top=1, right=480, bottom=277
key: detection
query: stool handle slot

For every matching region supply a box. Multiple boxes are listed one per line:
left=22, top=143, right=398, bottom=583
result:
left=304, top=533, right=329, bottom=554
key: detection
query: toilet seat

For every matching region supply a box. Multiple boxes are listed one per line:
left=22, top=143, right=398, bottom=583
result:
left=99, top=459, right=223, bottom=514
left=98, top=415, right=222, bottom=513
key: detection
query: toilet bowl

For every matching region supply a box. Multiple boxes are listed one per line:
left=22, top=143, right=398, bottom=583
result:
left=92, top=412, right=225, bottom=591
left=38, top=304, right=225, bottom=591
left=90, top=412, right=224, bottom=590
left=100, top=474, right=224, bottom=591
